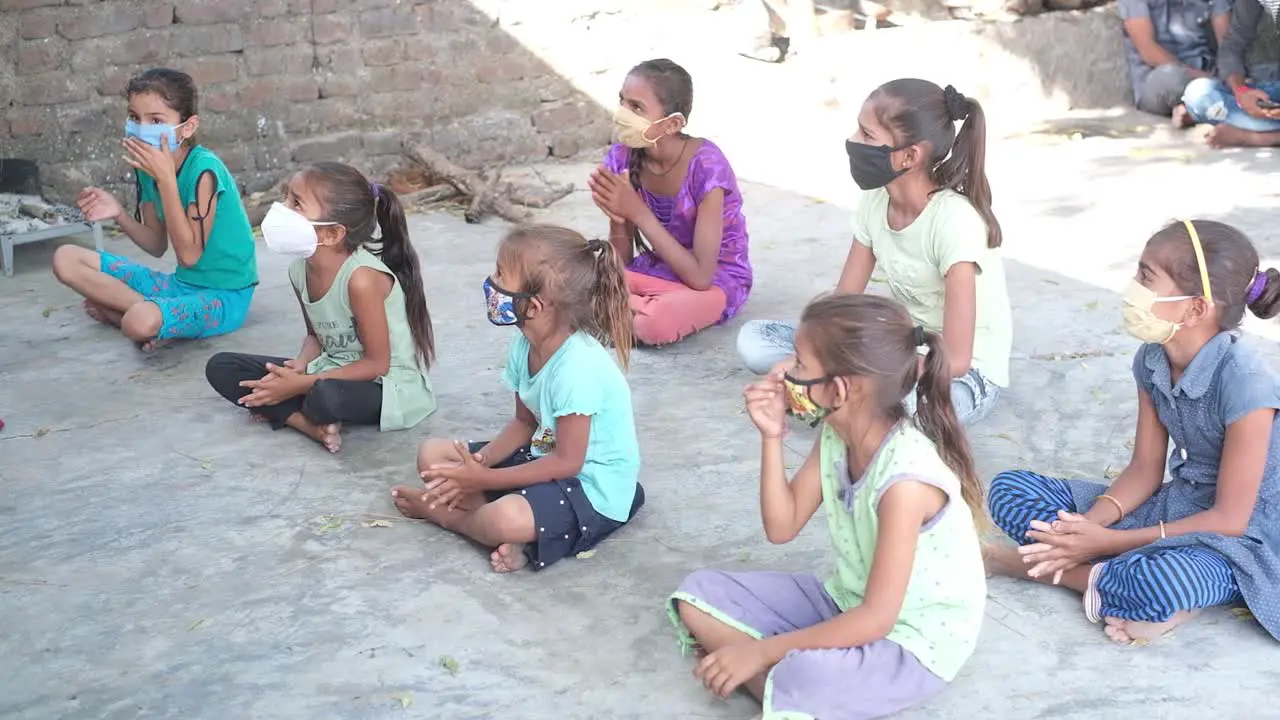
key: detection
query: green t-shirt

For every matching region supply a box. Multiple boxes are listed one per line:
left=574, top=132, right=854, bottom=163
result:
left=137, top=145, right=257, bottom=290
left=287, top=248, right=436, bottom=431
left=820, top=422, right=986, bottom=682
left=853, top=188, right=1012, bottom=387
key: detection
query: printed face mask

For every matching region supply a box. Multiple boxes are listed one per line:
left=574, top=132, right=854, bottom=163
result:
left=260, top=202, right=338, bottom=259
left=124, top=119, right=187, bottom=150
left=484, top=277, right=535, bottom=327
left=613, top=106, right=682, bottom=149
left=1121, top=281, right=1192, bottom=344
left=783, top=372, right=833, bottom=426
left=846, top=139, right=909, bottom=191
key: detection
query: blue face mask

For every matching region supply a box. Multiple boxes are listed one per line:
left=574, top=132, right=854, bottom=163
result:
left=124, top=119, right=185, bottom=150
left=484, top=277, right=534, bottom=326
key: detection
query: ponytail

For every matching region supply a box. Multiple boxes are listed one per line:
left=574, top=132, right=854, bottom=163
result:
left=914, top=330, right=985, bottom=527
left=933, top=96, right=1001, bottom=249
left=585, top=237, right=635, bottom=369
left=624, top=148, right=652, bottom=255
left=1248, top=267, right=1280, bottom=320
left=372, top=183, right=436, bottom=370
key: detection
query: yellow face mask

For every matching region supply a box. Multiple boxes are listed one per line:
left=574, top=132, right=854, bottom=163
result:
left=783, top=372, right=832, bottom=427
left=1120, top=219, right=1215, bottom=345
left=613, top=106, right=681, bottom=149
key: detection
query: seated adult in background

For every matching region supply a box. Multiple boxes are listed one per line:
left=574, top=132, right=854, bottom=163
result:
left=1118, top=0, right=1231, bottom=120
left=1181, top=0, right=1280, bottom=147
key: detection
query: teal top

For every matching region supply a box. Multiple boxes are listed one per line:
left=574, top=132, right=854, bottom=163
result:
left=137, top=145, right=258, bottom=290
left=287, top=248, right=436, bottom=431
left=502, top=332, right=640, bottom=522
left=819, top=422, right=986, bottom=682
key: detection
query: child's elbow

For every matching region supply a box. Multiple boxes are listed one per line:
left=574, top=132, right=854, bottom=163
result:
left=763, top=525, right=797, bottom=545
left=555, top=451, right=585, bottom=478
left=369, top=357, right=391, bottom=377
left=687, top=275, right=714, bottom=292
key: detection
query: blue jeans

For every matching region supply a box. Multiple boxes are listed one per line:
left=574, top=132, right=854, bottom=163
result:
left=735, top=319, right=1002, bottom=425
left=1182, top=78, right=1280, bottom=133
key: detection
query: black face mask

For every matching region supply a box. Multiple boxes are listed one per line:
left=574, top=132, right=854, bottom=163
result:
left=846, top=139, right=908, bottom=191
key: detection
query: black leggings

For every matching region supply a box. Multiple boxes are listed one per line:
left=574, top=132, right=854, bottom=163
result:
left=205, top=352, right=382, bottom=429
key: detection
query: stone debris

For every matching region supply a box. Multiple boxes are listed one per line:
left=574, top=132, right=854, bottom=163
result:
left=0, top=193, right=86, bottom=237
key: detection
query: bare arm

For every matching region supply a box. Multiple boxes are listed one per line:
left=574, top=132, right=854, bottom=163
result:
left=1101, top=408, right=1274, bottom=554
left=633, top=187, right=724, bottom=291
left=475, top=395, right=540, bottom=468
left=291, top=287, right=323, bottom=366
left=939, top=262, right=978, bottom=378
left=836, top=240, right=876, bottom=294
left=116, top=203, right=169, bottom=258
left=157, top=170, right=217, bottom=268
left=760, top=480, right=943, bottom=660
left=609, top=219, right=636, bottom=266
left=1123, top=17, right=1191, bottom=69
left=1212, top=11, right=1231, bottom=46
left=307, top=267, right=393, bottom=384
left=760, top=434, right=825, bottom=544
left=474, top=413, right=592, bottom=490
left=1083, top=386, right=1169, bottom=526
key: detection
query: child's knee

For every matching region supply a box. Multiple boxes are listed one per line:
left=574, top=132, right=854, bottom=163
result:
left=51, top=244, right=94, bottom=284
left=416, top=437, right=459, bottom=470
left=484, top=495, right=535, bottom=537
left=120, top=302, right=162, bottom=341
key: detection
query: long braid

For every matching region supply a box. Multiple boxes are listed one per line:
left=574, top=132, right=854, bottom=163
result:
left=626, top=147, right=651, bottom=254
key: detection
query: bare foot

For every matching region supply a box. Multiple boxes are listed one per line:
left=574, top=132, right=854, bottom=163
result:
left=391, top=485, right=432, bottom=519
left=981, top=543, right=1027, bottom=578
left=138, top=338, right=172, bottom=353
left=83, top=300, right=122, bottom=326
left=1171, top=104, right=1194, bottom=129
left=249, top=412, right=268, bottom=423
left=319, top=423, right=342, bottom=454
left=1102, top=610, right=1200, bottom=644
left=489, top=543, right=529, bottom=573
left=1206, top=124, right=1278, bottom=148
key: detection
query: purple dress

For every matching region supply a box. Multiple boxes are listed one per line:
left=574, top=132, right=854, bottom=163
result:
left=604, top=140, right=753, bottom=321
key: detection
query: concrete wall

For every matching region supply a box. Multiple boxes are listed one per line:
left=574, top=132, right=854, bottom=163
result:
left=0, top=0, right=613, bottom=202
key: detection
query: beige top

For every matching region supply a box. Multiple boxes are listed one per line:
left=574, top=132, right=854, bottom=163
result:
left=288, top=247, right=436, bottom=431
left=853, top=188, right=1012, bottom=387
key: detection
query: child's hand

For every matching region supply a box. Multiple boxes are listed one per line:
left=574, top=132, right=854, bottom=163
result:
left=1020, top=510, right=1112, bottom=582
left=694, top=641, right=770, bottom=698
left=123, top=135, right=178, bottom=180
left=588, top=167, right=647, bottom=224
left=420, top=440, right=487, bottom=508
left=77, top=187, right=124, bottom=222
left=744, top=369, right=788, bottom=439
left=238, top=363, right=308, bottom=408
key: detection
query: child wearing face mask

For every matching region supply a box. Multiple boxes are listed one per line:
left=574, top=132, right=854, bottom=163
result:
left=391, top=225, right=645, bottom=573
left=737, top=78, right=1011, bottom=427
left=204, top=162, right=436, bottom=454
left=52, top=67, right=257, bottom=351
left=986, top=220, right=1280, bottom=646
left=670, top=293, right=986, bottom=719
left=587, top=58, right=753, bottom=347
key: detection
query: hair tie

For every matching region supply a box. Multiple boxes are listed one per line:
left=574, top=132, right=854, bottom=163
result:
left=912, top=325, right=926, bottom=347
left=585, top=238, right=606, bottom=254
left=1247, top=270, right=1268, bottom=304
left=370, top=182, right=381, bottom=198
left=942, top=85, right=969, bottom=122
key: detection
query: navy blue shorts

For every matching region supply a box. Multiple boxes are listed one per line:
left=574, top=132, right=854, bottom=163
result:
left=469, top=441, right=645, bottom=571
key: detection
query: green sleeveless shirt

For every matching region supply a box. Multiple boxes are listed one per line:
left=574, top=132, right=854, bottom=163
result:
left=819, top=422, right=986, bottom=682
left=287, top=247, right=436, bottom=431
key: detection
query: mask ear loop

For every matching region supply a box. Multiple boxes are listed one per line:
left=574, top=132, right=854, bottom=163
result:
left=1183, top=219, right=1214, bottom=307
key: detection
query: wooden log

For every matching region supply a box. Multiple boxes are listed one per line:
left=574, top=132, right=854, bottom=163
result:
left=401, top=139, right=530, bottom=224
left=400, top=183, right=461, bottom=206
left=465, top=167, right=505, bottom=225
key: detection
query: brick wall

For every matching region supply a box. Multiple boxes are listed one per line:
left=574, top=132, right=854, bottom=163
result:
left=0, top=0, right=613, bottom=203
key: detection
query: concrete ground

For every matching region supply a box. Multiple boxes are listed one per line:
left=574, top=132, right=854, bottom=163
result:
left=3, top=114, right=1280, bottom=719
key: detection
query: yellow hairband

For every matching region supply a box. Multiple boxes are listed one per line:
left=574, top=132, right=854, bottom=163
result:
left=1183, top=219, right=1215, bottom=307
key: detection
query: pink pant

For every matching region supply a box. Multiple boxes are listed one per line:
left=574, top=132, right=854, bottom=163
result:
left=627, top=271, right=727, bottom=346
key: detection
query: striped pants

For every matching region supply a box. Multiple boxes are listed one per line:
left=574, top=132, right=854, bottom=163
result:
left=988, top=470, right=1241, bottom=623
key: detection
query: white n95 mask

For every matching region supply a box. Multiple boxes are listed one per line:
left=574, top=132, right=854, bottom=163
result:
left=260, top=202, right=338, bottom=258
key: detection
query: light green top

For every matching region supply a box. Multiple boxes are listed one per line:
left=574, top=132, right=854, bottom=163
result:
left=853, top=188, right=1012, bottom=387
left=820, top=421, right=986, bottom=682
left=138, top=145, right=257, bottom=290
left=287, top=247, right=435, bottom=431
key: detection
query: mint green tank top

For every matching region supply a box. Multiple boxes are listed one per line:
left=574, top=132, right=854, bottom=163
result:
left=287, top=248, right=436, bottom=431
